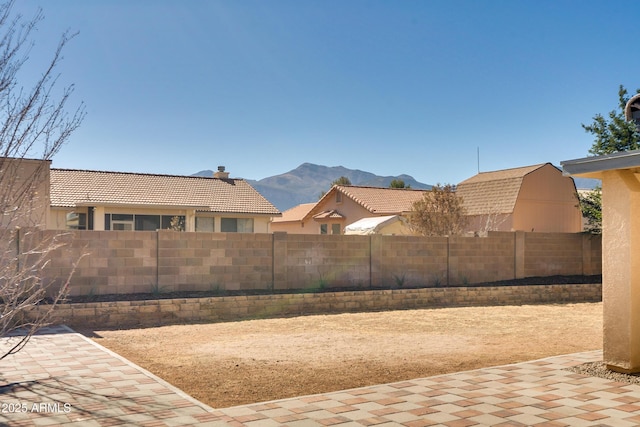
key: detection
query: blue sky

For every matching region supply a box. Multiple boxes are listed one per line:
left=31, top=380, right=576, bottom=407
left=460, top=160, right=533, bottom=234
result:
left=17, top=0, right=640, bottom=185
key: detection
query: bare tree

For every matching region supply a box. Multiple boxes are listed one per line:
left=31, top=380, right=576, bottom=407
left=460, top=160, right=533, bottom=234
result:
left=409, top=184, right=468, bottom=236
left=0, top=0, right=84, bottom=359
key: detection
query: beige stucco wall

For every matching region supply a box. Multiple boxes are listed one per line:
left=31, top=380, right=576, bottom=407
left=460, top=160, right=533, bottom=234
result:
left=0, top=158, right=50, bottom=229
left=270, top=220, right=309, bottom=234
left=512, top=164, right=582, bottom=233
left=599, top=169, right=640, bottom=372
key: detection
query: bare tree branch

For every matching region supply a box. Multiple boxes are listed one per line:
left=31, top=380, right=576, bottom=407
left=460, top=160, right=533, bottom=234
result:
left=0, top=0, right=85, bottom=359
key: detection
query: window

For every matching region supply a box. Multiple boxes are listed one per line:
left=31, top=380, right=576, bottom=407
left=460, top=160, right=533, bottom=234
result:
left=136, top=215, right=160, bottom=231
left=221, top=217, right=254, bottom=233
left=336, top=192, right=342, bottom=203
left=66, top=212, right=86, bottom=230
left=105, top=214, right=185, bottom=231
left=320, top=223, right=341, bottom=234
left=109, top=214, right=134, bottom=231
left=331, top=223, right=341, bottom=235
left=112, top=221, right=133, bottom=230
left=196, top=217, right=214, bottom=232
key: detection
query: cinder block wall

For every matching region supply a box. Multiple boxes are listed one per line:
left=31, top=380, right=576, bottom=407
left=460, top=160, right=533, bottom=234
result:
left=273, top=233, right=371, bottom=290
left=17, top=230, right=602, bottom=296
left=585, top=234, right=603, bottom=276
left=449, top=232, right=516, bottom=285
left=41, top=283, right=603, bottom=329
left=157, top=231, right=273, bottom=292
left=38, top=230, right=157, bottom=295
left=371, top=234, right=448, bottom=287
left=524, top=233, right=585, bottom=277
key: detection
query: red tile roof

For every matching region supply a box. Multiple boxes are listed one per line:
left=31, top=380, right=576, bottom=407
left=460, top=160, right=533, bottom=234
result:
left=50, top=169, right=280, bottom=215
left=272, top=203, right=316, bottom=223
left=331, top=185, right=427, bottom=214
left=302, top=185, right=428, bottom=222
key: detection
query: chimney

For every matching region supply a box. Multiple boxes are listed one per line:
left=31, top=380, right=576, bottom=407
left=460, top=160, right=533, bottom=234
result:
left=214, top=165, right=229, bottom=179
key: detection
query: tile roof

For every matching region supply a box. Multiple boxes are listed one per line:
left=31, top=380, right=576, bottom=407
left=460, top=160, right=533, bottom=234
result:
left=456, top=163, right=549, bottom=215
left=333, top=185, right=428, bottom=214
left=272, top=203, right=315, bottom=223
left=50, top=169, right=280, bottom=215
left=302, top=185, right=428, bottom=222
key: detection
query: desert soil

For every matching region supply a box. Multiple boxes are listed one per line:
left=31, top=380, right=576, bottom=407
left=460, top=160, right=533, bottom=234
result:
left=86, top=302, right=602, bottom=409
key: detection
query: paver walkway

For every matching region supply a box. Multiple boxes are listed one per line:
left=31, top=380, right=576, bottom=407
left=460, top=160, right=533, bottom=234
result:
left=212, top=351, right=640, bottom=427
left=1, top=326, right=640, bottom=426
left=0, top=325, right=218, bottom=426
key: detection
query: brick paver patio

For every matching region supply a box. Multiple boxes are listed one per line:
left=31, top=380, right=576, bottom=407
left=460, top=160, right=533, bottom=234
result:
left=0, top=326, right=218, bottom=426
left=1, top=326, right=639, bottom=426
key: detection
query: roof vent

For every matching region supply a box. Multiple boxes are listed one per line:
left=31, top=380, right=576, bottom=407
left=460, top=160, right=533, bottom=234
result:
left=214, top=166, right=229, bottom=179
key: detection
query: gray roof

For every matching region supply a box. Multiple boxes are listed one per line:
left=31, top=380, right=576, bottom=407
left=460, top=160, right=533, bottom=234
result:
left=561, top=149, right=640, bottom=177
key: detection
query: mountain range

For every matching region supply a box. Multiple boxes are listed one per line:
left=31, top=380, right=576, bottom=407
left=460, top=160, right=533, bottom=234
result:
left=193, top=163, right=601, bottom=212
left=193, top=163, right=432, bottom=211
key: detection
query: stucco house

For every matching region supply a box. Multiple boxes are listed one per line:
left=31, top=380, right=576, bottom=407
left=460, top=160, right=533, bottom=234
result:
left=456, top=163, right=582, bottom=233
left=270, top=203, right=316, bottom=234
left=48, top=166, right=281, bottom=232
left=271, top=185, right=427, bottom=234
left=1, top=157, right=281, bottom=232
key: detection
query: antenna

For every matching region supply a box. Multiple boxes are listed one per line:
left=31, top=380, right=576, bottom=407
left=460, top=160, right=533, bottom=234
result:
left=477, top=147, right=480, bottom=174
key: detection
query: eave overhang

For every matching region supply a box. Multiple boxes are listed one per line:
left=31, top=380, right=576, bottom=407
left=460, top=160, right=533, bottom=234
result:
left=561, top=149, right=640, bottom=178
left=51, top=202, right=281, bottom=217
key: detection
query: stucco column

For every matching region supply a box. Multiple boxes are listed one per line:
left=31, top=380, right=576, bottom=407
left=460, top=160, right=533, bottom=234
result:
left=92, top=206, right=105, bottom=231
left=602, top=169, right=640, bottom=372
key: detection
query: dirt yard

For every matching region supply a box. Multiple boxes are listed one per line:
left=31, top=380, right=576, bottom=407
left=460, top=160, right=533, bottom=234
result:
left=86, top=303, right=602, bottom=408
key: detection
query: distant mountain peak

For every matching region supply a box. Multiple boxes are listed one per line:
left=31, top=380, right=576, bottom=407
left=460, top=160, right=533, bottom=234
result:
left=192, top=163, right=431, bottom=211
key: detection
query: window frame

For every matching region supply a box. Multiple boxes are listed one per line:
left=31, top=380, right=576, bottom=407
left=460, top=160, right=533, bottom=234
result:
left=221, top=217, right=254, bottom=233
left=104, top=213, right=186, bottom=231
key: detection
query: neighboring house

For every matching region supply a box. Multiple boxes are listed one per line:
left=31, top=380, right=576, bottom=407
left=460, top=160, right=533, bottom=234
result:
left=270, top=203, right=316, bottom=234
left=46, top=165, right=281, bottom=232
left=456, top=163, right=582, bottom=233
left=275, top=185, right=428, bottom=234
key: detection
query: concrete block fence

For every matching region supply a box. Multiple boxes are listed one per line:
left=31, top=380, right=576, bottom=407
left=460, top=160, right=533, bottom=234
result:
left=12, top=229, right=601, bottom=297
